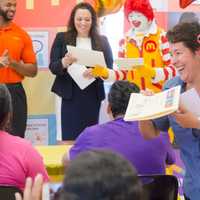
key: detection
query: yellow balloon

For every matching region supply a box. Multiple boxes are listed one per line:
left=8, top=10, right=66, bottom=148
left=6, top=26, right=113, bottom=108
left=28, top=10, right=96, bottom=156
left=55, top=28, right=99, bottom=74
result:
left=84, top=0, right=125, bottom=16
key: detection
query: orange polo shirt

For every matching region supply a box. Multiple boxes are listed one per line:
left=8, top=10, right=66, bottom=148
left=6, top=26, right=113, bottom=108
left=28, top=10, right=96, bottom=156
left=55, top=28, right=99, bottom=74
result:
left=0, top=22, right=36, bottom=83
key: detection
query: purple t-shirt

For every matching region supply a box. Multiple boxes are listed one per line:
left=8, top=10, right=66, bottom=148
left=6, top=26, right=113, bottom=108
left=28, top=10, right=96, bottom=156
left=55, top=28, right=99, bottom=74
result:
left=0, top=131, right=49, bottom=190
left=70, top=118, right=175, bottom=175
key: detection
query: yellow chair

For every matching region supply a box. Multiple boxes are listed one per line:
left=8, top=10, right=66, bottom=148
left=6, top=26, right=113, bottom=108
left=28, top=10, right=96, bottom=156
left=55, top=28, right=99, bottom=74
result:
left=35, top=144, right=72, bottom=182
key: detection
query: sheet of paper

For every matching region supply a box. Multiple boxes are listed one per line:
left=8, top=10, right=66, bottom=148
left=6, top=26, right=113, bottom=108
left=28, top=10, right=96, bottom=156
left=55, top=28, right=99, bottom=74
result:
left=67, top=45, right=107, bottom=67
left=68, top=63, right=95, bottom=90
left=180, top=88, right=200, bottom=117
left=114, top=58, right=144, bottom=70
left=124, top=86, right=181, bottom=121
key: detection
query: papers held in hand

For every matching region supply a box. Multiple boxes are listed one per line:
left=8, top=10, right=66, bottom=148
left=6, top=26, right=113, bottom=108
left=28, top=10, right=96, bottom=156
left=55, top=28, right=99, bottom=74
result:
left=180, top=88, right=200, bottom=118
left=67, top=45, right=107, bottom=67
left=124, top=86, right=181, bottom=121
left=114, top=58, right=144, bottom=70
left=68, top=63, right=95, bottom=90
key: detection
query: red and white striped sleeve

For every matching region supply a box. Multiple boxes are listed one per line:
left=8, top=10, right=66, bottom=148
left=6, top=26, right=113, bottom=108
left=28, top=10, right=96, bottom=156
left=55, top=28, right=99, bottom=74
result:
left=105, top=69, right=128, bottom=82
left=160, top=30, right=171, bottom=66
left=152, top=30, right=177, bottom=83
left=103, top=38, right=128, bottom=82
left=118, top=38, right=125, bottom=58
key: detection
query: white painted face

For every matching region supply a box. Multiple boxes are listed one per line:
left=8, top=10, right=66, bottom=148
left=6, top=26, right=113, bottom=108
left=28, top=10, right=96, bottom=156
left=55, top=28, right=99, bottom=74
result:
left=128, top=11, right=150, bottom=32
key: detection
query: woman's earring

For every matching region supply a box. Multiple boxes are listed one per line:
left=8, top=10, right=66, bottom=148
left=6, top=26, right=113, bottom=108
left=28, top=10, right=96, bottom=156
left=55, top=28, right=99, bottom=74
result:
left=197, top=34, right=200, bottom=45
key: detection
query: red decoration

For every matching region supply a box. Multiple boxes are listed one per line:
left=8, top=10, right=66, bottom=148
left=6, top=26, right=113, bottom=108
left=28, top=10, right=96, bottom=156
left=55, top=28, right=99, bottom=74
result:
left=179, top=0, right=196, bottom=8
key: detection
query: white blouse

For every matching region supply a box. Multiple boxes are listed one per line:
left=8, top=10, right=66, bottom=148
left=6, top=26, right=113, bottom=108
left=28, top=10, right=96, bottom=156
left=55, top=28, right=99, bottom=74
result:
left=76, top=37, right=92, bottom=50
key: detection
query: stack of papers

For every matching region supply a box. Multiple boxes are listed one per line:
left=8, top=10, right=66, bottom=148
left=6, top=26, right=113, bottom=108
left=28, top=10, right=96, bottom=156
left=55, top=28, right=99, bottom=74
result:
left=66, top=45, right=107, bottom=90
left=67, top=45, right=107, bottom=67
left=114, top=58, right=144, bottom=70
left=124, top=86, right=181, bottom=121
left=68, top=63, right=95, bottom=90
left=180, top=88, right=200, bottom=118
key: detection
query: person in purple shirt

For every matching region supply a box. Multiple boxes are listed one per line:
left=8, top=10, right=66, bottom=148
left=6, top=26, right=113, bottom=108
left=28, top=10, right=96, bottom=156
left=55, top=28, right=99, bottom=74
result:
left=69, top=80, right=175, bottom=175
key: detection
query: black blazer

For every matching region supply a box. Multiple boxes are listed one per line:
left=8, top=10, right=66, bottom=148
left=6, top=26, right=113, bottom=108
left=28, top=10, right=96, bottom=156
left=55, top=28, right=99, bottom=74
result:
left=49, top=32, right=113, bottom=101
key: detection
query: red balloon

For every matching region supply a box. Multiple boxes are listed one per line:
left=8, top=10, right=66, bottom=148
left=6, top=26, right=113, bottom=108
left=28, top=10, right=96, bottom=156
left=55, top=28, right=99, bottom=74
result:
left=179, top=0, right=196, bottom=8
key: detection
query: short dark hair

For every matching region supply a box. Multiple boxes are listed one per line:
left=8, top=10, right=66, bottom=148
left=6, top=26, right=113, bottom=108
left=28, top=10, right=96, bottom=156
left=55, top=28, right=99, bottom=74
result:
left=108, top=81, right=140, bottom=118
left=167, top=22, right=200, bottom=53
left=0, top=84, right=12, bottom=131
left=178, top=12, right=199, bottom=24
left=60, top=150, right=143, bottom=200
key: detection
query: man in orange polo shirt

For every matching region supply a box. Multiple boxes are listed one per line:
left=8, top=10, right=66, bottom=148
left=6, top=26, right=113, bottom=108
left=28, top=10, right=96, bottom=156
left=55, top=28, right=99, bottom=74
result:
left=0, top=0, right=37, bottom=137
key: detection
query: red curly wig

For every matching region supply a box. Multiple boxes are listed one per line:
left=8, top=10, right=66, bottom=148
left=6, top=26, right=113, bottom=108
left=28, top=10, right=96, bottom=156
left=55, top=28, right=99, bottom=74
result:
left=124, top=0, right=154, bottom=21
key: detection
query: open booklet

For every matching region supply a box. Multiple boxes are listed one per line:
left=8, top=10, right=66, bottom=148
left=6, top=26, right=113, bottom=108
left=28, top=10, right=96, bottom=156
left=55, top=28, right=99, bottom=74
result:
left=124, top=85, right=181, bottom=121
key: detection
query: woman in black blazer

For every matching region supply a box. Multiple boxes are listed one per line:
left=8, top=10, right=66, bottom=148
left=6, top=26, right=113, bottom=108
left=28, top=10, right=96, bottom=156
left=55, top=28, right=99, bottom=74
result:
left=49, top=2, right=113, bottom=140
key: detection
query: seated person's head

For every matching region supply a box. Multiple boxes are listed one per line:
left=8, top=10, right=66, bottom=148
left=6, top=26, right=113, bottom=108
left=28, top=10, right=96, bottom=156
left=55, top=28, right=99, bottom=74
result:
left=0, top=84, right=12, bottom=131
left=108, top=80, right=140, bottom=118
left=60, top=150, right=143, bottom=200
left=179, top=12, right=199, bottom=24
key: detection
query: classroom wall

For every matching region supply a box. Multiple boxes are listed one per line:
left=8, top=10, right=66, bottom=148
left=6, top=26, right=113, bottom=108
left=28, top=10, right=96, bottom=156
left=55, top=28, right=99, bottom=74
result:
left=14, top=0, right=200, bottom=145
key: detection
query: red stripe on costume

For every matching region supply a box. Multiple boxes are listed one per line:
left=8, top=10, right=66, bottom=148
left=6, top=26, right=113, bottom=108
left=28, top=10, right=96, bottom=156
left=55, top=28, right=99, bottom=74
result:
left=162, top=48, right=170, bottom=55
left=163, top=68, right=169, bottom=80
left=152, top=83, right=162, bottom=90
left=164, top=60, right=171, bottom=66
left=168, top=65, right=176, bottom=76
left=118, top=51, right=125, bottom=57
left=161, top=35, right=168, bottom=43
left=114, top=70, right=120, bottom=80
left=121, top=70, right=127, bottom=80
left=151, top=59, right=156, bottom=67
left=118, top=38, right=125, bottom=58
left=131, top=71, right=134, bottom=80
left=139, top=49, right=143, bottom=57
left=119, top=38, right=125, bottom=46
left=141, top=77, right=145, bottom=90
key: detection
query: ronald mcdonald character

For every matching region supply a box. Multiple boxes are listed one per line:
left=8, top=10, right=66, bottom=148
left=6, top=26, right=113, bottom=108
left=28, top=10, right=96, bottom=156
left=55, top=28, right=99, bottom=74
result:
left=92, top=0, right=177, bottom=92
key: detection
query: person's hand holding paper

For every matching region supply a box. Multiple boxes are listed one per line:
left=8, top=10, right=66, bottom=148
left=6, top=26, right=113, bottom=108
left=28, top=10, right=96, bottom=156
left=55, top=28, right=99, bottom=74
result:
left=172, top=104, right=200, bottom=129
left=83, top=68, right=96, bottom=79
left=171, top=88, right=200, bottom=129
left=66, top=45, right=110, bottom=87
left=68, top=63, right=95, bottom=90
left=114, top=58, right=144, bottom=70
left=124, top=86, right=181, bottom=121
left=91, top=65, right=109, bottom=79
left=67, top=45, right=107, bottom=67
left=61, top=52, right=77, bottom=69
left=66, top=45, right=108, bottom=90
